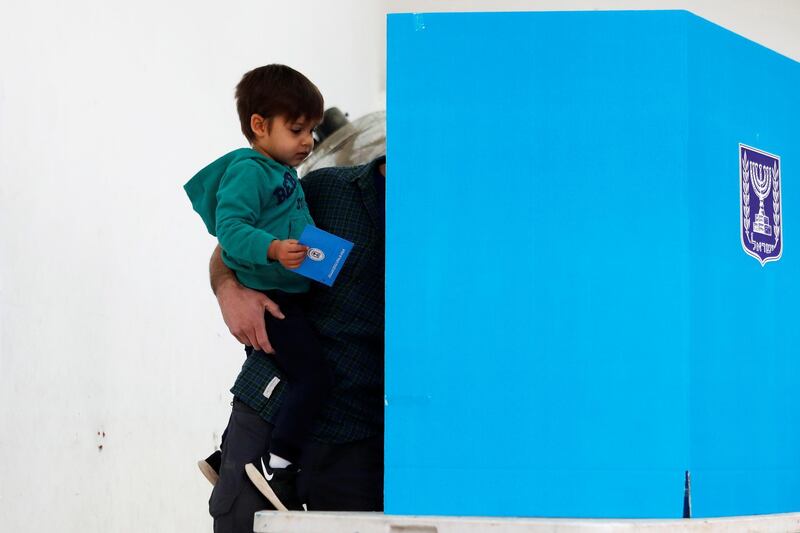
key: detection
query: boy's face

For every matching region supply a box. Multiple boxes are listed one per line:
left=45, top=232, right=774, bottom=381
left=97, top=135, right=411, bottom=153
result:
left=251, top=114, right=317, bottom=167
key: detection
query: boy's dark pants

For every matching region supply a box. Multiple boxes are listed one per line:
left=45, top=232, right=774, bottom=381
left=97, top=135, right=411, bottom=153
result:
left=258, top=290, right=331, bottom=463
left=210, top=400, right=383, bottom=533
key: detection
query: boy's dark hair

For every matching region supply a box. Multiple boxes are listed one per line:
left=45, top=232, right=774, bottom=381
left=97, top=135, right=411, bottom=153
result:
left=235, top=64, right=324, bottom=142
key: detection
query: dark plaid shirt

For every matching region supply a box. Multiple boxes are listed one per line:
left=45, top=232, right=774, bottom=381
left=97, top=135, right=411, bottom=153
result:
left=230, top=157, right=385, bottom=443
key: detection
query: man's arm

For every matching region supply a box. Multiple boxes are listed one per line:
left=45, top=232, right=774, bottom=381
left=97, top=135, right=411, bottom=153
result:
left=210, top=245, right=284, bottom=353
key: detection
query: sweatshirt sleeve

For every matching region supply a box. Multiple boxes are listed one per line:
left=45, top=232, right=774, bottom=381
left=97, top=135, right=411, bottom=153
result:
left=215, top=162, right=277, bottom=266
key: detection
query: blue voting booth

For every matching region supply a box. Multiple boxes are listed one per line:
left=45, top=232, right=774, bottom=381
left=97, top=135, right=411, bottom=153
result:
left=385, top=11, right=800, bottom=518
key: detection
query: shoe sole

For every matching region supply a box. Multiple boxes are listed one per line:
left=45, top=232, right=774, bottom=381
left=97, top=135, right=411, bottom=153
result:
left=245, top=463, right=289, bottom=511
left=197, top=460, right=219, bottom=486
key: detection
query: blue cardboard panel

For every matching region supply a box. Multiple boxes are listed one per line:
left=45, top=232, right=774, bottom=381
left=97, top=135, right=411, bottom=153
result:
left=386, top=10, right=800, bottom=518
left=685, top=15, right=800, bottom=517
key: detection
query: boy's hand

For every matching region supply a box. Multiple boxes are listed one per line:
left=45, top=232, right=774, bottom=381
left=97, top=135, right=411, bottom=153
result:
left=268, top=239, right=308, bottom=269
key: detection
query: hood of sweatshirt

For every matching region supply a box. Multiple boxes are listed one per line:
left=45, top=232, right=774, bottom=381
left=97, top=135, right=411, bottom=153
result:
left=183, top=147, right=289, bottom=236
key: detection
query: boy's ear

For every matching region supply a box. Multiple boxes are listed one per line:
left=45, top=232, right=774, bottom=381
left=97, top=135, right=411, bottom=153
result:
left=250, top=114, right=268, bottom=138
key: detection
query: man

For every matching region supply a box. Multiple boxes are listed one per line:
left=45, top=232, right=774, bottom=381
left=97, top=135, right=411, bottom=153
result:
left=208, top=156, right=386, bottom=532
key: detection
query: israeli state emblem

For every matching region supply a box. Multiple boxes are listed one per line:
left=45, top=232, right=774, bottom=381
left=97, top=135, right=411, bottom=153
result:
left=740, top=144, right=782, bottom=265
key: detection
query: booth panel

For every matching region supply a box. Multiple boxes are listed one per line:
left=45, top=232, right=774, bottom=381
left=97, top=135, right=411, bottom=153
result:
left=387, top=11, right=692, bottom=518
left=685, top=15, right=800, bottom=517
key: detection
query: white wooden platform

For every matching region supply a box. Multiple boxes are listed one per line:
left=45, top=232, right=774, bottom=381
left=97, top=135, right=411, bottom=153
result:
left=253, top=511, right=800, bottom=533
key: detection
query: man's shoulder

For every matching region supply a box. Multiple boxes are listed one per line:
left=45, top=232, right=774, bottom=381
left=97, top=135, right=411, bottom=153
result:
left=301, top=164, right=365, bottom=190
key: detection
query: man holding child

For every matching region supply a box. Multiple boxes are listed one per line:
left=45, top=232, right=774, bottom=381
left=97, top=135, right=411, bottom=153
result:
left=184, top=64, right=385, bottom=532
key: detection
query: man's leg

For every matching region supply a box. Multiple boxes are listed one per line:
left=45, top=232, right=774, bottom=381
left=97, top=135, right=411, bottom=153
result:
left=299, top=435, right=383, bottom=511
left=210, top=399, right=275, bottom=533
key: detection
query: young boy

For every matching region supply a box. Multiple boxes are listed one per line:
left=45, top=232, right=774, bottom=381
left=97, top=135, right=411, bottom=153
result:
left=184, top=64, right=332, bottom=511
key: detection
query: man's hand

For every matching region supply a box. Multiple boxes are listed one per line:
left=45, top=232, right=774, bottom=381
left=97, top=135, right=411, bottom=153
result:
left=210, top=245, right=284, bottom=353
left=215, top=278, right=284, bottom=353
left=268, top=239, right=309, bottom=269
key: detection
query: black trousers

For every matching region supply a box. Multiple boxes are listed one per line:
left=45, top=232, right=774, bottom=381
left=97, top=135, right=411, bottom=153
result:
left=210, top=400, right=383, bottom=533
left=252, top=290, right=332, bottom=463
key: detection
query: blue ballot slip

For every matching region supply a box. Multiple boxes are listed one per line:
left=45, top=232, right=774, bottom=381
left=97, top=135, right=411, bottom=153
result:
left=294, top=225, right=353, bottom=287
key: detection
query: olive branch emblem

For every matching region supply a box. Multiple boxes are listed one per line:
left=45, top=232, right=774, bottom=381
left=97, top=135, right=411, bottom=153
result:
left=742, top=152, right=751, bottom=241
left=772, top=162, right=781, bottom=245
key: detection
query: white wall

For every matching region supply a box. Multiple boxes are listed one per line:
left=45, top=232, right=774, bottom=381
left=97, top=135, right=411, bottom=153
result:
left=0, top=1, right=797, bottom=532
left=0, top=1, right=384, bottom=531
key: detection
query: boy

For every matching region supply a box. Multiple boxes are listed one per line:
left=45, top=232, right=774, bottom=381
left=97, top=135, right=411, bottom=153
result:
left=184, top=64, right=331, bottom=511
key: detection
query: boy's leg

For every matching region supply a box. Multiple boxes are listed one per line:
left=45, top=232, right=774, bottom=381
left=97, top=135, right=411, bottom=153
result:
left=210, top=399, right=276, bottom=533
left=261, top=292, right=332, bottom=464
left=299, top=435, right=384, bottom=511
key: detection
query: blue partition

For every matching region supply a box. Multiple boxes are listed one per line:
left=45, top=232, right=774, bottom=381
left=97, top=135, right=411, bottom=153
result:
left=386, top=10, right=800, bottom=518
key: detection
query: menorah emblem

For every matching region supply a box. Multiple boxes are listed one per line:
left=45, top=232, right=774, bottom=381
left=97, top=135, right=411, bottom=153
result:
left=750, top=159, right=773, bottom=237
left=740, top=144, right=782, bottom=265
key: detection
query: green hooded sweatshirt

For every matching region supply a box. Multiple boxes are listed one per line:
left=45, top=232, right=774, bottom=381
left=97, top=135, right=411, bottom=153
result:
left=184, top=148, right=313, bottom=293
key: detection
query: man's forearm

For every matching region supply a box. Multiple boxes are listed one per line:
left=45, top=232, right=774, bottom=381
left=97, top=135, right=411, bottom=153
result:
left=209, top=244, right=280, bottom=352
left=210, top=245, right=239, bottom=295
